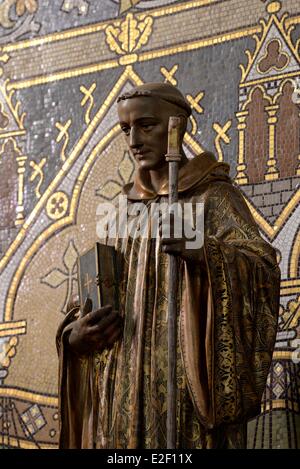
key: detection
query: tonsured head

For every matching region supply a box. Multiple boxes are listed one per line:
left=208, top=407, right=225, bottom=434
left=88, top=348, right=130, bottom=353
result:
left=117, top=83, right=191, bottom=171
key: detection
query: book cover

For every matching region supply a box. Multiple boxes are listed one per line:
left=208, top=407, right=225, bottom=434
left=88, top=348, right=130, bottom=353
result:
left=77, top=242, right=121, bottom=312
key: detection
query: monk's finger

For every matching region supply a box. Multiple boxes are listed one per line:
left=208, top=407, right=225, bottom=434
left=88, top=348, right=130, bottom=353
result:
left=88, top=313, right=121, bottom=334
left=86, top=304, right=112, bottom=325
left=88, top=310, right=119, bottom=331
left=99, top=318, right=122, bottom=339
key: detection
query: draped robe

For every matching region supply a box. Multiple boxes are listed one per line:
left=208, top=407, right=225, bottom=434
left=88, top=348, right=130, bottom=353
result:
left=57, top=152, right=280, bottom=449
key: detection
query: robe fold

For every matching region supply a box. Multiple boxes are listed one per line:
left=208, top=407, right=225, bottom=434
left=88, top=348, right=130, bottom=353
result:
left=57, top=152, right=280, bottom=449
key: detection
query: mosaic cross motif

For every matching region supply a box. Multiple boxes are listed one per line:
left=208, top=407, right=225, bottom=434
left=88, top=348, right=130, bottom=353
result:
left=40, top=240, right=79, bottom=314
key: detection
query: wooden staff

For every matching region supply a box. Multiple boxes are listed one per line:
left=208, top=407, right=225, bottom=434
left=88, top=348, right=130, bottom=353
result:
left=165, top=116, right=181, bottom=449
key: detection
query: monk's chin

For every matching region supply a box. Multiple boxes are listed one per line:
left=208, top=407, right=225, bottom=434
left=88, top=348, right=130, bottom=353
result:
left=137, top=159, right=167, bottom=171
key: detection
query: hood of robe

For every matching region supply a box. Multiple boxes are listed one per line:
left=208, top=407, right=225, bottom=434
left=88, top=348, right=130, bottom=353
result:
left=122, top=152, right=231, bottom=200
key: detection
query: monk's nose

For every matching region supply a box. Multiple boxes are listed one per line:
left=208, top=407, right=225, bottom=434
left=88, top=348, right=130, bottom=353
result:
left=129, top=127, right=142, bottom=149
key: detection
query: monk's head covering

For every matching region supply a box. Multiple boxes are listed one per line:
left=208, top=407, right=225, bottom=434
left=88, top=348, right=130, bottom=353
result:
left=117, top=82, right=192, bottom=117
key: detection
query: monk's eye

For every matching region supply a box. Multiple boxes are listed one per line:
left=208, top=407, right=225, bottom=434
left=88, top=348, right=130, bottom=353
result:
left=141, top=124, right=154, bottom=131
left=121, top=126, right=130, bottom=136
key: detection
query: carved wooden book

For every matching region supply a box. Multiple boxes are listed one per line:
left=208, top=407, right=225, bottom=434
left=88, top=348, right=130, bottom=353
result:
left=78, top=242, right=121, bottom=311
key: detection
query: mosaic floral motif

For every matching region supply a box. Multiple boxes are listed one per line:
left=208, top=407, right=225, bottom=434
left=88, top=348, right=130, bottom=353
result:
left=60, top=0, right=90, bottom=16
left=0, top=0, right=38, bottom=28
left=40, top=240, right=79, bottom=314
left=0, top=0, right=40, bottom=43
left=0, top=0, right=17, bottom=28
left=15, top=0, right=37, bottom=17
left=105, top=12, right=153, bottom=55
left=279, top=296, right=300, bottom=331
left=0, top=79, right=26, bottom=130
left=95, top=150, right=135, bottom=200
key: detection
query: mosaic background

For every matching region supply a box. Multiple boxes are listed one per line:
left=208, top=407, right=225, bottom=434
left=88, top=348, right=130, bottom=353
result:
left=0, top=0, right=299, bottom=449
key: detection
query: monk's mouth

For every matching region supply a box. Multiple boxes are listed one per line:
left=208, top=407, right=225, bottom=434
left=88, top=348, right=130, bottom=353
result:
left=136, top=152, right=150, bottom=159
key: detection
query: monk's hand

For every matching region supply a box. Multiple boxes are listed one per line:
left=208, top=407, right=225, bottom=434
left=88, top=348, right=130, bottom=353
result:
left=68, top=298, right=123, bottom=355
left=160, top=212, right=204, bottom=265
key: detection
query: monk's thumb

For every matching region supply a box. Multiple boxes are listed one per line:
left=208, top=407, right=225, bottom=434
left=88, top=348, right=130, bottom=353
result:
left=81, top=297, right=93, bottom=318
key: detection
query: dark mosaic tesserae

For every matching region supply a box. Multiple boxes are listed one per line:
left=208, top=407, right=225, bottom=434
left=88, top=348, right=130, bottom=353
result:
left=0, top=0, right=299, bottom=448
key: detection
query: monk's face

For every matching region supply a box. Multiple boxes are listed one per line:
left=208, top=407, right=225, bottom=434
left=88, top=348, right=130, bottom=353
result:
left=118, top=96, right=174, bottom=171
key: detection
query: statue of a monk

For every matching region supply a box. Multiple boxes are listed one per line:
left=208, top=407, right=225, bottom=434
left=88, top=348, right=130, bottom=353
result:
left=56, top=83, right=280, bottom=449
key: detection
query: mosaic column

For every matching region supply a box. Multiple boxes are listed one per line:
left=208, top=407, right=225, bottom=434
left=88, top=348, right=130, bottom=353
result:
left=15, top=150, right=27, bottom=226
left=265, top=104, right=279, bottom=181
left=235, top=110, right=249, bottom=184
